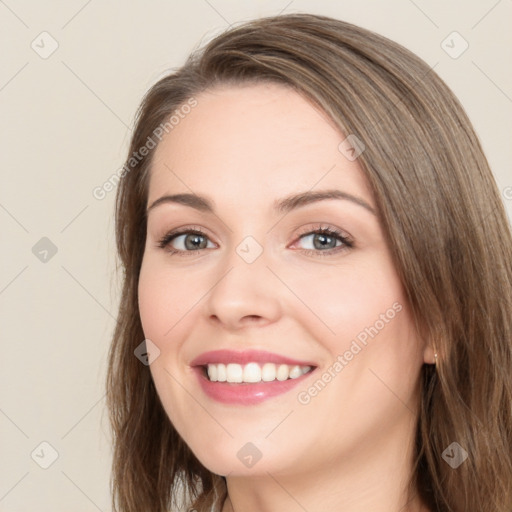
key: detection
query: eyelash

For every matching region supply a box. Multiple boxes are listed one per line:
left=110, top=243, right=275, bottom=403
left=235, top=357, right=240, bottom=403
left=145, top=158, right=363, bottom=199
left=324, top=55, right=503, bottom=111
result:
left=295, top=225, right=354, bottom=256
left=156, top=224, right=354, bottom=257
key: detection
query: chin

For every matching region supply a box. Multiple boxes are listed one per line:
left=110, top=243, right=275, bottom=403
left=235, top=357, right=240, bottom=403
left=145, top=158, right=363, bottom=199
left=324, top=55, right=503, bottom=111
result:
left=186, top=433, right=306, bottom=478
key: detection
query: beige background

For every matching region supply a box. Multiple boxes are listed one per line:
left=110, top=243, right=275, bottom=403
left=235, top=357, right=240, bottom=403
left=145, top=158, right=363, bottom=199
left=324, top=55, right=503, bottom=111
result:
left=1, top=1, right=511, bottom=510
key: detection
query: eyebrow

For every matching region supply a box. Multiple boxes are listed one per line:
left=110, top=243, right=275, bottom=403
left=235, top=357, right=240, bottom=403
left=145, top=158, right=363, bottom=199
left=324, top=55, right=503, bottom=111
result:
left=146, top=189, right=376, bottom=216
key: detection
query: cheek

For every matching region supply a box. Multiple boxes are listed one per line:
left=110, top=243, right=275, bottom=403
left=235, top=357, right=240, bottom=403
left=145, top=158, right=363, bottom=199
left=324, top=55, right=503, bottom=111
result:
left=138, top=272, right=169, bottom=342
left=137, top=258, right=201, bottom=433
left=281, top=258, right=405, bottom=348
left=138, top=256, right=203, bottom=341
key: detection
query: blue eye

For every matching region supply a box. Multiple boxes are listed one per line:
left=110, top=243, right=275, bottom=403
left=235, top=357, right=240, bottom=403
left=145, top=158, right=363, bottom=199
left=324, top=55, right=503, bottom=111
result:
left=298, top=231, right=344, bottom=250
left=157, top=225, right=353, bottom=257
left=294, top=226, right=353, bottom=256
left=157, top=229, right=215, bottom=254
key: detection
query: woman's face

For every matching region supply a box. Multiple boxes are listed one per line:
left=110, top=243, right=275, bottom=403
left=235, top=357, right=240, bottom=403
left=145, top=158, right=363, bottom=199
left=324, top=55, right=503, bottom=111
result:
left=138, top=83, right=429, bottom=478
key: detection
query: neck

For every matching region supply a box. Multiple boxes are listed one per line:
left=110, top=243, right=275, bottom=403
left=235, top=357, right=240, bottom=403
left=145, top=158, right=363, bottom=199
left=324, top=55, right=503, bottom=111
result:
left=220, top=415, right=429, bottom=512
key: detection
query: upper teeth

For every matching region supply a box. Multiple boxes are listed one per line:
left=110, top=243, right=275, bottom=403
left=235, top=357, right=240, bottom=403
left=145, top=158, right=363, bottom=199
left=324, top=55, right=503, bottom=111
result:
left=207, top=362, right=311, bottom=383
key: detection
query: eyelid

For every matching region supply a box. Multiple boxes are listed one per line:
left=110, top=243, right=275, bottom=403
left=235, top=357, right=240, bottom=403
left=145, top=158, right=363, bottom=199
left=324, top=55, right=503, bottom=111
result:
left=156, top=225, right=217, bottom=253
left=293, top=223, right=354, bottom=244
left=289, top=224, right=354, bottom=255
left=156, top=223, right=354, bottom=256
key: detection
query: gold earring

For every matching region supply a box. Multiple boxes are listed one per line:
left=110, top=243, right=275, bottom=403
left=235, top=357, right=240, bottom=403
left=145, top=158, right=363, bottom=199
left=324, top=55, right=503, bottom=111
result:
left=434, top=352, right=438, bottom=366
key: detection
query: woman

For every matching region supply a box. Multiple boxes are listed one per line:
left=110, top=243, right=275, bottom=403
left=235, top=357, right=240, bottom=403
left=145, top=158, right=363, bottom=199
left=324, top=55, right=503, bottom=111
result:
left=106, top=13, right=512, bottom=512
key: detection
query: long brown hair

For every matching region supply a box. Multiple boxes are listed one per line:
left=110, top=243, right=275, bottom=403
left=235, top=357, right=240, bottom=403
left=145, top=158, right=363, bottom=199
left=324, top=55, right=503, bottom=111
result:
left=106, top=13, right=512, bottom=512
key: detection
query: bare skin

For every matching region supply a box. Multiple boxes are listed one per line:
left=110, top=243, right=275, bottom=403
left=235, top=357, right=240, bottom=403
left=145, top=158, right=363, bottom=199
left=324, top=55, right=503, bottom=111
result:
left=138, top=83, right=435, bottom=512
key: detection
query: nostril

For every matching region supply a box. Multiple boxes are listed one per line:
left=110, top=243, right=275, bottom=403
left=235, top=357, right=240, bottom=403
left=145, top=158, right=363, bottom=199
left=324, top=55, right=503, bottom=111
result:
left=245, top=315, right=262, bottom=321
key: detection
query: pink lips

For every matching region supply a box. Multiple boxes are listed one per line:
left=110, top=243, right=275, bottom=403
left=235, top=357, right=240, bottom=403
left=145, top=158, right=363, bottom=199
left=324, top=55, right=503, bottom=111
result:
left=190, top=349, right=316, bottom=367
left=190, top=349, right=316, bottom=405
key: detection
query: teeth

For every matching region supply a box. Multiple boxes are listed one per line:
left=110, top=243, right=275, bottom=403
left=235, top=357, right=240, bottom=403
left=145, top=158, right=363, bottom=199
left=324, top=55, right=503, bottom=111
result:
left=261, top=362, right=276, bottom=382
left=226, top=363, right=243, bottom=383
left=276, top=364, right=289, bottom=381
left=207, top=364, right=218, bottom=382
left=288, top=365, right=303, bottom=379
left=243, top=362, right=261, bottom=383
left=206, top=362, right=312, bottom=383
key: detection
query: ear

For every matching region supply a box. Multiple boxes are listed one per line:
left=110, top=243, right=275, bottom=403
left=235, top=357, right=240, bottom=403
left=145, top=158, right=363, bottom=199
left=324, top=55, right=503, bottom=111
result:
left=423, top=344, right=437, bottom=365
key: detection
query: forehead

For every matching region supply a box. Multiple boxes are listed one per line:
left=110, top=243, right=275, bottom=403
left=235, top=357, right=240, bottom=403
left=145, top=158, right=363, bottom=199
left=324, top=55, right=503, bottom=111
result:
left=148, top=83, right=373, bottom=207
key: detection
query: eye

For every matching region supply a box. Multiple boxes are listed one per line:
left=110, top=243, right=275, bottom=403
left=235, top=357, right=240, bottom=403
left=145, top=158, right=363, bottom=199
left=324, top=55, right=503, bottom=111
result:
left=156, top=224, right=353, bottom=257
left=157, top=227, right=216, bottom=255
left=293, top=225, right=353, bottom=256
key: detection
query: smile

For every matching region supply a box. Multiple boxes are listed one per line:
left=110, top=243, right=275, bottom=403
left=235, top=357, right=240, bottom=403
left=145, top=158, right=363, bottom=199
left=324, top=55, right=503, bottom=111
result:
left=190, top=349, right=317, bottom=405
left=206, top=362, right=312, bottom=383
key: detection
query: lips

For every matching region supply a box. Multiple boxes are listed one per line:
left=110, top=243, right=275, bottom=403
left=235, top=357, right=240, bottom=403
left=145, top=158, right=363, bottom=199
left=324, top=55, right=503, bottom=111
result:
left=190, top=349, right=317, bottom=405
left=190, top=349, right=316, bottom=367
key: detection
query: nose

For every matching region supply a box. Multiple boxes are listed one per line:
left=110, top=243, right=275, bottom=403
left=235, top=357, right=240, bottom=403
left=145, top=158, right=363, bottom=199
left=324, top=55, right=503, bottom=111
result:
left=203, top=246, right=283, bottom=331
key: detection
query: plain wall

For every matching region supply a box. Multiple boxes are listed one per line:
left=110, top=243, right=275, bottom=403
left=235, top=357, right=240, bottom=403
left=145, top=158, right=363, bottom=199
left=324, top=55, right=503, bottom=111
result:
left=1, top=1, right=511, bottom=510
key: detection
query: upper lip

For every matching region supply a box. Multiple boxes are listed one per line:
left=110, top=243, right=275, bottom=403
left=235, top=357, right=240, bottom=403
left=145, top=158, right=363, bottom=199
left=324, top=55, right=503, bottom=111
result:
left=190, top=349, right=317, bottom=367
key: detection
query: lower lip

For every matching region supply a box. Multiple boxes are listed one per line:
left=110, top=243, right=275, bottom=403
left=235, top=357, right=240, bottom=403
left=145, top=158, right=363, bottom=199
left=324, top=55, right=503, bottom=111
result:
left=193, top=367, right=314, bottom=405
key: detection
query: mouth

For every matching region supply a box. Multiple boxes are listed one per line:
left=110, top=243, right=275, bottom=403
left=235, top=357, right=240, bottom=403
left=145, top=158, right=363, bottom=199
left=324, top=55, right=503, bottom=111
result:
left=190, top=350, right=317, bottom=405
left=203, top=362, right=313, bottom=383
